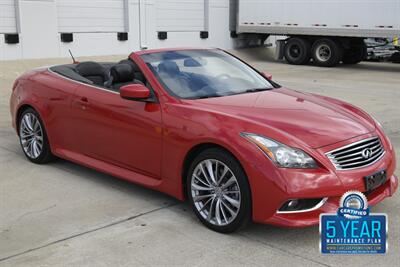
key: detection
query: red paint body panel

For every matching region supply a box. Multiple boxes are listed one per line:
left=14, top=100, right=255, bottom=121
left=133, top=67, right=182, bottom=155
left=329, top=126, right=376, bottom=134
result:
left=9, top=48, right=398, bottom=227
left=120, top=84, right=151, bottom=99
left=185, top=88, right=376, bottom=148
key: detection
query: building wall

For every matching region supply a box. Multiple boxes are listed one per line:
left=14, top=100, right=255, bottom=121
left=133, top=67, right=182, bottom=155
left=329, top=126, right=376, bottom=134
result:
left=0, top=0, right=233, bottom=60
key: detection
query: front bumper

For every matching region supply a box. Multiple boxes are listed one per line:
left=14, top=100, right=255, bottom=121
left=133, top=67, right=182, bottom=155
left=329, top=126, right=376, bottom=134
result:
left=246, top=132, right=397, bottom=227
left=263, top=174, right=398, bottom=227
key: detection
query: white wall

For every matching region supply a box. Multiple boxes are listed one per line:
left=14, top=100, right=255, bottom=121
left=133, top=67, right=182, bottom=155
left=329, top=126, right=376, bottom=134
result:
left=57, top=0, right=127, bottom=33
left=0, top=0, right=17, bottom=33
left=155, top=0, right=206, bottom=32
left=0, top=0, right=233, bottom=60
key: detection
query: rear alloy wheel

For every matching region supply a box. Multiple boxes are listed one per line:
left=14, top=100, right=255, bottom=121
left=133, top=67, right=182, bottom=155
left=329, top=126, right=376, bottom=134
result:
left=311, top=38, right=343, bottom=67
left=284, top=37, right=311, bottom=65
left=187, top=148, right=251, bottom=233
left=19, top=108, right=54, bottom=164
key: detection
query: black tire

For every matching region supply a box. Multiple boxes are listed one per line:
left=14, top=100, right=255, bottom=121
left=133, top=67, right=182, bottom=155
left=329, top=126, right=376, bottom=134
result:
left=186, top=148, right=251, bottom=233
left=343, top=44, right=366, bottom=64
left=390, top=52, right=400, bottom=63
left=311, top=38, right=343, bottom=67
left=18, top=108, right=54, bottom=164
left=284, top=37, right=311, bottom=65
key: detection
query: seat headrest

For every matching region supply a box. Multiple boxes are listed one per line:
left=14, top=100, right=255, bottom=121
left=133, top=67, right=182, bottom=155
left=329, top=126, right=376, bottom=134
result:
left=76, top=61, right=107, bottom=77
left=110, top=64, right=135, bottom=83
left=158, top=61, right=180, bottom=77
left=118, top=59, right=141, bottom=72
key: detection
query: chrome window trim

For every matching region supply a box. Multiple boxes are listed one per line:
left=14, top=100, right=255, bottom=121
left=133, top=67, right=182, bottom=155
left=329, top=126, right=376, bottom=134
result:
left=47, top=67, right=119, bottom=95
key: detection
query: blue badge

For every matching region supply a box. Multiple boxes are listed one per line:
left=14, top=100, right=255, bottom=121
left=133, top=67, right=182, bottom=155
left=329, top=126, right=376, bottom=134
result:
left=320, top=191, right=387, bottom=254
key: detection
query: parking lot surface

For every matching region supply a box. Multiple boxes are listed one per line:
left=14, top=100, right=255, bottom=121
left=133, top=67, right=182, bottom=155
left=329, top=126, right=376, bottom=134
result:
left=1, top=48, right=399, bottom=266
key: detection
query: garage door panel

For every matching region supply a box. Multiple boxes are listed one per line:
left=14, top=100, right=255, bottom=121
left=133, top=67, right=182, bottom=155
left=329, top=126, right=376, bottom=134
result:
left=58, top=1, right=124, bottom=9
left=157, top=1, right=204, bottom=10
left=58, top=8, right=125, bottom=20
left=158, top=22, right=204, bottom=31
left=157, top=10, right=204, bottom=19
left=57, top=0, right=126, bottom=33
left=58, top=19, right=124, bottom=28
left=0, top=0, right=17, bottom=33
left=156, top=0, right=206, bottom=32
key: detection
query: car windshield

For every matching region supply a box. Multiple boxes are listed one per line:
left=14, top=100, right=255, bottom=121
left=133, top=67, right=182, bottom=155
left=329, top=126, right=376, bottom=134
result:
left=140, top=50, right=276, bottom=99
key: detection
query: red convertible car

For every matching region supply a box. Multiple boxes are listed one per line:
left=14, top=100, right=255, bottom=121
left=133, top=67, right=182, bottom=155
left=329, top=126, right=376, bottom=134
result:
left=10, top=48, right=398, bottom=232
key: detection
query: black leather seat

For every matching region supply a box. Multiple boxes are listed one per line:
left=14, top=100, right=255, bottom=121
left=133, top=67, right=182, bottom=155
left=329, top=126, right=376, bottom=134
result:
left=110, top=63, right=143, bottom=90
left=75, top=61, right=109, bottom=86
left=158, top=61, right=181, bottom=77
left=119, top=59, right=146, bottom=84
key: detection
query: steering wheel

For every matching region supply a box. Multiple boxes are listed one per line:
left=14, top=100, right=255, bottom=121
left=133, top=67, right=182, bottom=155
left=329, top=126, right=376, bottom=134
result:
left=216, top=74, right=231, bottom=80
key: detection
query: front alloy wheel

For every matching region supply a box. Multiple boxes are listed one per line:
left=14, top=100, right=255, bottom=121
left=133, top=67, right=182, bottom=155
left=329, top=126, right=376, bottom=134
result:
left=18, top=108, right=54, bottom=164
left=191, top=159, right=241, bottom=226
left=187, top=148, right=251, bottom=233
left=20, top=112, right=44, bottom=159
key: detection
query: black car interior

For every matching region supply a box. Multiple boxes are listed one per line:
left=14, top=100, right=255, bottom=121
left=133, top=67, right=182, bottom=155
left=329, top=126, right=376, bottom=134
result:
left=49, top=58, right=147, bottom=92
left=75, top=61, right=110, bottom=86
left=108, top=63, right=144, bottom=90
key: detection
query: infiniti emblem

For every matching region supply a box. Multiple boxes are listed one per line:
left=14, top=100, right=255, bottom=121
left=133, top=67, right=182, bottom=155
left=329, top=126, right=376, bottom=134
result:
left=361, top=148, right=373, bottom=159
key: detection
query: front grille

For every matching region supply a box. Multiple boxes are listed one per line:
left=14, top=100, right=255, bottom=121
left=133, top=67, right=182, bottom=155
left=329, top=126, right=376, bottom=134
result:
left=326, top=137, right=385, bottom=170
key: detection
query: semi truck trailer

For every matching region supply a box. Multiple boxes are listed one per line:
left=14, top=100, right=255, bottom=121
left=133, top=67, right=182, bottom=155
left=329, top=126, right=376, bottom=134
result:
left=230, top=0, right=400, bottom=67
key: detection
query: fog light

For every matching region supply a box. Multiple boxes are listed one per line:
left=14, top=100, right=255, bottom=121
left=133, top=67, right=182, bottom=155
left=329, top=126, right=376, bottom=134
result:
left=278, top=198, right=327, bottom=213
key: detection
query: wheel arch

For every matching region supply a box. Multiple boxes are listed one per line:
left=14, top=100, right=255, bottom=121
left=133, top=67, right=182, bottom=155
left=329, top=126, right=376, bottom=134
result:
left=181, top=142, right=252, bottom=201
left=16, top=104, right=36, bottom=134
left=15, top=103, right=52, bottom=151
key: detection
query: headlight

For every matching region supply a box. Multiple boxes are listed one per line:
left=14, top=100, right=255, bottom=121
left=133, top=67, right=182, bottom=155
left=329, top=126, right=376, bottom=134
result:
left=372, top=116, right=392, bottom=147
left=372, top=116, right=385, bottom=133
left=241, top=133, right=318, bottom=168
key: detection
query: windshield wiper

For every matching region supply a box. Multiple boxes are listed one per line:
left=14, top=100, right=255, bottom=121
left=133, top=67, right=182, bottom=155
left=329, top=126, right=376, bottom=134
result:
left=245, top=87, right=271, bottom=93
left=196, top=94, right=223, bottom=99
left=190, top=88, right=272, bottom=99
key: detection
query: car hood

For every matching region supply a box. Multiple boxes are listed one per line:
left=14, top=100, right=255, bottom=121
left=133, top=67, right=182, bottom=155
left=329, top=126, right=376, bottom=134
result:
left=188, top=88, right=375, bottom=148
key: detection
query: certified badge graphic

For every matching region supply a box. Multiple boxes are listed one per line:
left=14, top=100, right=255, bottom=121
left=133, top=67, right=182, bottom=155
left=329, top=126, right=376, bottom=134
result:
left=320, top=191, right=387, bottom=254
left=338, top=191, right=369, bottom=219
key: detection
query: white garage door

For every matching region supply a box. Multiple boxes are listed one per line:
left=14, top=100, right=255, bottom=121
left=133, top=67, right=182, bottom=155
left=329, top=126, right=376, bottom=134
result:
left=0, top=0, right=17, bottom=33
left=156, top=0, right=206, bottom=32
left=57, top=0, right=127, bottom=33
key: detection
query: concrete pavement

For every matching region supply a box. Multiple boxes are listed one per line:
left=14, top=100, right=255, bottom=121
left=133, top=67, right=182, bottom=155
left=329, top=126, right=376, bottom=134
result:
left=1, top=49, right=399, bottom=266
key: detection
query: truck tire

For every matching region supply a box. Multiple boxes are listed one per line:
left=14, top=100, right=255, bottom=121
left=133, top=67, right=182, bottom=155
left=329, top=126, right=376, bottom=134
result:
left=311, top=38, right=343, bottom=67
left=343, top=44, right=366, bottom=64
left=284, top=38, right=311, bottom=65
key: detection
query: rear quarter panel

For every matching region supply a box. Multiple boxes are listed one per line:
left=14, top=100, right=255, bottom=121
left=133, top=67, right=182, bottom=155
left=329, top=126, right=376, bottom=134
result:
left=11, top=69, right=78, bottom=151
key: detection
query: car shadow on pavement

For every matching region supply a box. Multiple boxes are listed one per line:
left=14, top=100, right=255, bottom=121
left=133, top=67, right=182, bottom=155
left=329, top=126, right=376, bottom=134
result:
left=49, top=157, right=316, bottom=237
left=50, top=158, right=177, bottom=203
